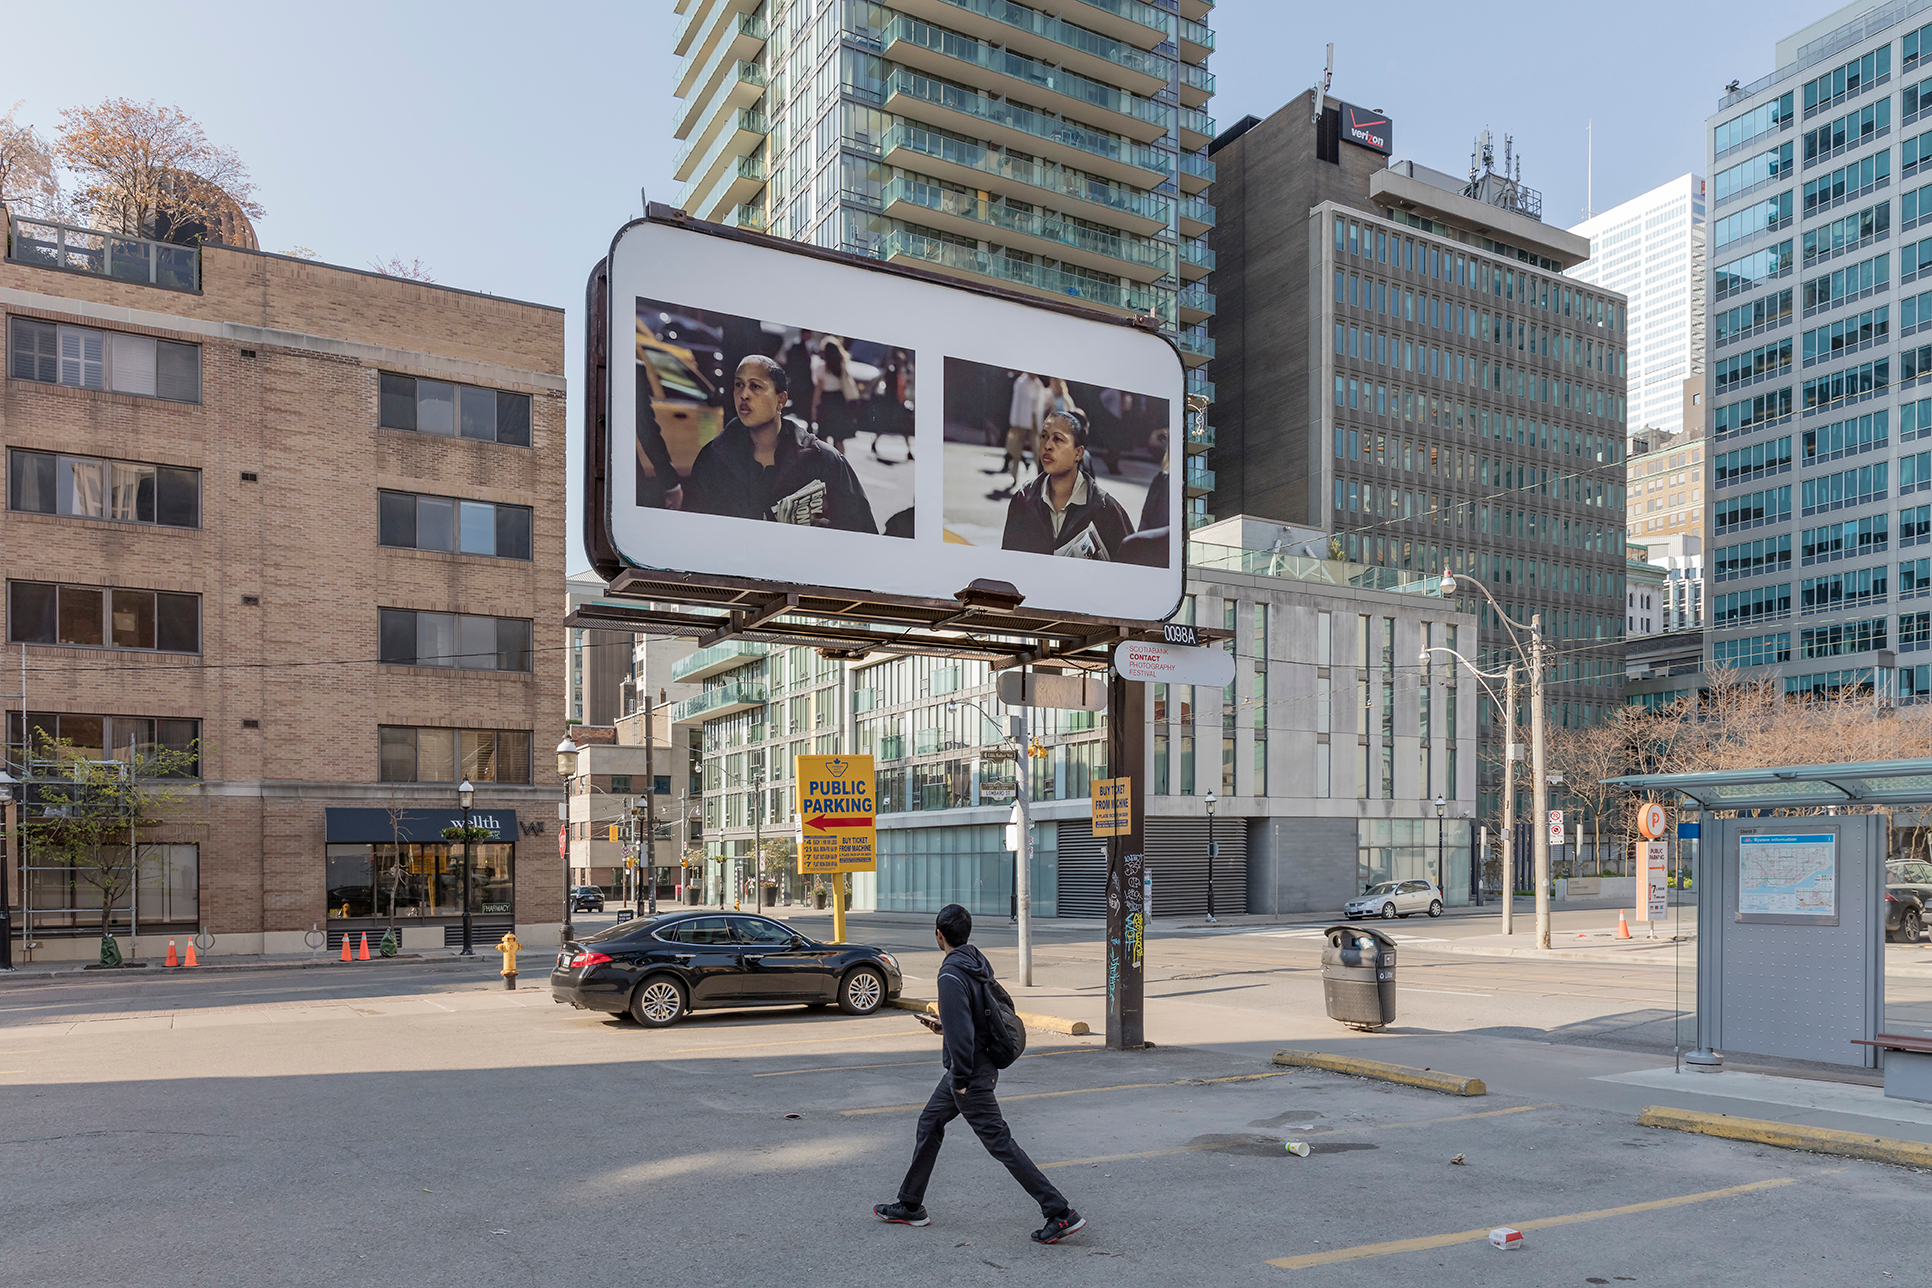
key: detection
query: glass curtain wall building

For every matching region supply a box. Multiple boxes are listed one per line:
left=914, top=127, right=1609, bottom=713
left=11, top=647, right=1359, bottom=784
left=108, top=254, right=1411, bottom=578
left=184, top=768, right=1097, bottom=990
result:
left=1702, top=0, right=1932, bottom=700
left=1570, top=174, right=1708, bottom=447
left=669, top=0, right=1217, bottom=402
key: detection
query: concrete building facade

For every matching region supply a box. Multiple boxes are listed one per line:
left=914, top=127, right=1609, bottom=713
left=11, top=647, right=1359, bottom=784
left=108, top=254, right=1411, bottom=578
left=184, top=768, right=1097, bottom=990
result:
left=2, top=207, right=567, bottom=960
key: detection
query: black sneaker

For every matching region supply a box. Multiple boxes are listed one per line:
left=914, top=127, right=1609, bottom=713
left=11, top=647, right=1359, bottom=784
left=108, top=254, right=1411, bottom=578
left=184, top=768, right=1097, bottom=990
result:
left=1031, top=1212, right=1086, bottom=1244
left=874, top=1201, right=930, bottom=1227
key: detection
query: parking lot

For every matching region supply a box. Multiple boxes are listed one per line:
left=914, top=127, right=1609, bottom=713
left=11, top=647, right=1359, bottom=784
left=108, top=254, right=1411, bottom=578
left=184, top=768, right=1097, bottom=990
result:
left=3, top=938, right=1930, bottom=1287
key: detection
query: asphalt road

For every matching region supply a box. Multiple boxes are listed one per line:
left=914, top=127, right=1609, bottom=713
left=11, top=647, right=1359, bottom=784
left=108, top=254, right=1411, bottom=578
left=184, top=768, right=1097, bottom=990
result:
left=5, top=917, right=1932, bottom=1286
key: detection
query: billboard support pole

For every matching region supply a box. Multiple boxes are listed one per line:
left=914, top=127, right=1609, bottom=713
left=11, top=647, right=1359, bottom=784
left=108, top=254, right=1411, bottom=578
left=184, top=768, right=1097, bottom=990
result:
left=1015, top=692, right=1033, bottom=987
left=1105, top=670, right=1147, bottom=1050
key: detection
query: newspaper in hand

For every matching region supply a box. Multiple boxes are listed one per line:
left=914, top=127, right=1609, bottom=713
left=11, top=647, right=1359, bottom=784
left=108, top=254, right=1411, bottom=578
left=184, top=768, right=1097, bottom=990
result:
left=1054, top=521, right=1111, bottom=560
left=770, top=478, right=828, bottom=526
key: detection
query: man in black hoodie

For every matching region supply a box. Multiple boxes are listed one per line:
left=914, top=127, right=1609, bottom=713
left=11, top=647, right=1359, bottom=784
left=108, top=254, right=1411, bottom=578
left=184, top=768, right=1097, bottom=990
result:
left=874, top=904, right=1085, bottom=1244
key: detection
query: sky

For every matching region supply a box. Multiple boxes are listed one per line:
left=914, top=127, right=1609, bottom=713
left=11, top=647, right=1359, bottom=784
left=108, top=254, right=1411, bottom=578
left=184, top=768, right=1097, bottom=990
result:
left=6, top=0, right=1840, bottom=573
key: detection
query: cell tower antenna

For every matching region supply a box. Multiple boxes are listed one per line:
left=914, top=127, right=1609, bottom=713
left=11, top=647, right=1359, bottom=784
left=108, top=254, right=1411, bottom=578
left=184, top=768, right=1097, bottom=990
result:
left=1585, top=120, right=1594, bottom=219
left=1312, top=42, right=1334, bottom=123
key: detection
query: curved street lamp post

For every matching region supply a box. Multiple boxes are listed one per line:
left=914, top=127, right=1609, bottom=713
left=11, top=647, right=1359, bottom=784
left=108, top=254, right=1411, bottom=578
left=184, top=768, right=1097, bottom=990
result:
left=1204, top=790, right=1218, bottom=924
left=1420, top=645, right=1518, bottom=929
left=457, top=776, right=475, bottom=956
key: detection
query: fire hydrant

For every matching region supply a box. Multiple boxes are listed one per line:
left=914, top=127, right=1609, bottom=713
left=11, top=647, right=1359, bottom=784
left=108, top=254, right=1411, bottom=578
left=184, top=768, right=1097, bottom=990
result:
left=496, top=931, right=520, bottom=990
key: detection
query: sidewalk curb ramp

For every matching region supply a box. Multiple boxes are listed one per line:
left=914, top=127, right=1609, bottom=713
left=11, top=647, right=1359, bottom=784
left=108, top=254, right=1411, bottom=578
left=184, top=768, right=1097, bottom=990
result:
left=1272, top=1049, right=1486, bottom=1096
left=1638, top=1105, right=1932, bottom=1166
left=891, top=996, right=1091, bottom=1036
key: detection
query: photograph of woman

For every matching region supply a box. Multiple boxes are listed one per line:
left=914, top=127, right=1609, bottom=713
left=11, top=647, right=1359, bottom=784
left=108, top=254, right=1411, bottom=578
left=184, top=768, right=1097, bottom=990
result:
left=998, top=407, right=1135, bottom=560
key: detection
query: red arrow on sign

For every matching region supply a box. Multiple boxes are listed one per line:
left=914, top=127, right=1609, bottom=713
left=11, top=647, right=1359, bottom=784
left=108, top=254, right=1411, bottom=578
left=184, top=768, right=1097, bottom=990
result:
left=806, top=815, right=872, bottom=831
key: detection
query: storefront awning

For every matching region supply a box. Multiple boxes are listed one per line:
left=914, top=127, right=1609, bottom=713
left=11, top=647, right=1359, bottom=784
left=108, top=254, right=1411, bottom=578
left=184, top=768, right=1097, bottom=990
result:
left=1603, top=758, right=1932, bottom=810
left=326, top=808, right=521, bottom=844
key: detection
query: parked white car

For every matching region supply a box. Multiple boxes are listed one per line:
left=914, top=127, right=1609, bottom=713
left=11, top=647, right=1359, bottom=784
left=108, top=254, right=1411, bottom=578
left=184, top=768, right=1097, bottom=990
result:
left=1344, top=879, right=1443, bottom=920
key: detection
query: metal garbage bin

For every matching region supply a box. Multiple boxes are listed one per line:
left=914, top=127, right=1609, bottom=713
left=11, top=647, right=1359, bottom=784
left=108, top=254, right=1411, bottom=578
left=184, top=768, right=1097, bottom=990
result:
left=1320, top=924, right=1397, bottom=1029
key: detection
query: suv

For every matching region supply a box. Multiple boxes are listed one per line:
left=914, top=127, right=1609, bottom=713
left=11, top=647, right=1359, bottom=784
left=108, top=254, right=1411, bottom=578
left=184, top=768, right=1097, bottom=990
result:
left=571, top=886, right=606, bottom=913
left=1887, top=860, right=1932, bottom=942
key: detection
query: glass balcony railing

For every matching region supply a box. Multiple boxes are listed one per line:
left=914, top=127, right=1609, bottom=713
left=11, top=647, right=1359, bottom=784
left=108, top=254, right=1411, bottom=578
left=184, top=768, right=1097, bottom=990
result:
left=7, top=215, right=199, bottom=291
left=871, top=124, right=1173, bottom=226
left=672, top=682, right=768, bottom=723
left=1180, top=63, right=1215, bottom=97
left=882, top=70, right=1167, bottom=179
left=671, top=640, right=769, bottom=682
left=675, top=107, right=768, bottom=177
left=1178, top=194, right=1216, bottom=227
left=731, top=203, right=768, bottom=230
left=875, top=229, right=1165, bottom=314
left=1177, top=283, right=1215, bottom=313
left=677, top=11, right=768, bottom=93
left=1068, top=0, right=1172, bottom=39
left=1189, top=542, right=1447, bottom=595
left=1187, top=369, right=1215, bottom=401
left=1173, top=325, right=1214, bottom=358
left=1178, top=15, right=1215, bottom=50
left=1185, top=421, right=1215, bottom=450
left=1178, top=236, right=1215, bottom=271
left=883, top=17, right=1170, bottom=133
left=1178, top=150, right=1216, bottom=185
left=1178, top=106, right=1216, bottom=138
left=917, top=0, right=1173, bottom=82
left=1184, top=463, right=1216, bottom=492
left=875, top=176, right=1171, bottom=274
left=1183, top=510, right=1216, bottom=531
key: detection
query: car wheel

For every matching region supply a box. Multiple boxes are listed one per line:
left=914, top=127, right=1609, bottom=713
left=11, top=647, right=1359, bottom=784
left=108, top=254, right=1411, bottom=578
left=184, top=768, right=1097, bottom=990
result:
left=839, top=966, right=886, bottom=1016
left=1380, top=902, right=1397, bottom=920
left=630, top=976, right=687, bottom=1028
left=1906, top=908, right=1926, bottom=943
left=1428, top=900, right=1443, bottom=918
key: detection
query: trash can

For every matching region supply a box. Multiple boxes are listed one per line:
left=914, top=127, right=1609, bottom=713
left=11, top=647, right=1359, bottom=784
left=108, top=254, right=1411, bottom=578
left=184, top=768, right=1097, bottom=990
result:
left=1320, top=925, right=1397, bottom=1030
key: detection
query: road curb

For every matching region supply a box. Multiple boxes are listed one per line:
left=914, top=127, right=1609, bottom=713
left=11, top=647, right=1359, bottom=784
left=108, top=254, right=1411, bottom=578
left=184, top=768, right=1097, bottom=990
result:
left=1420, top=939, right=1682, bottom=964
left=890, top=996, right=1091, bottom=1036
left=0, top=953, right=513, bottom=985
left=1637, top=1105, right=1932, bottom=1166
left=1272, top=1049, right=1486, bottom=1096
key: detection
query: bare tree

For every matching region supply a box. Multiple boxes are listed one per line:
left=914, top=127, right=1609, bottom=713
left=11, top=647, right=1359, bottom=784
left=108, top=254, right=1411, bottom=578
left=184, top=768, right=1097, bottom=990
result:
left=369, top=255, right=434, bottom=282
left=0, top=101, right=59, bottom=216
left=55, top=98, right=262, bottom=239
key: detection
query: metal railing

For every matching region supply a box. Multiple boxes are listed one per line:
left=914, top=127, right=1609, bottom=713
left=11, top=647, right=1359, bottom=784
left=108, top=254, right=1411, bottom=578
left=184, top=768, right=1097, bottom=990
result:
left=671, top=639, right=769, bottom=682
left=882, top=69, right=1168, bottom=179
left=874, top=229, right=1169, bottom=317
left=871, top=123, right=1172, bottom=225
left=875, top=176, right=1170, bottom=273
left=672, top=682, right=768, bottom=723
left=915, top=0, right=1173, bottom=81
left=1187, top=541, right=1447, bottom=594
left=7, top=214, right=199, bottom=291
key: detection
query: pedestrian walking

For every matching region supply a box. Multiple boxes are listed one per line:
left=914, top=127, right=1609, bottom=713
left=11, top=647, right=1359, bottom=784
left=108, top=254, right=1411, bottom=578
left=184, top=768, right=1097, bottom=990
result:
left=874, top=904, right=1085, bottom=1245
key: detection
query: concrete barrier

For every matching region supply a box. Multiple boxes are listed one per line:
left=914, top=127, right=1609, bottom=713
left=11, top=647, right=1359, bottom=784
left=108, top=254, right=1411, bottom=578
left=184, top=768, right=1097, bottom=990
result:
left=1272, top=1049, right=1486, bottom=1095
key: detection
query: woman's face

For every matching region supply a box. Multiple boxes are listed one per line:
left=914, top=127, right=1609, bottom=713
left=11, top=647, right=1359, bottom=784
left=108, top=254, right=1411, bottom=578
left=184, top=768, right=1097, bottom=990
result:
left=1039, top=415, right=1084, bottom=479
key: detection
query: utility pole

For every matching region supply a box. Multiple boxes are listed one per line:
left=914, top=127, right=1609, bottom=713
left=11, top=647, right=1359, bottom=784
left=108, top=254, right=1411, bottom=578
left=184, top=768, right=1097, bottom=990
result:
left=1501, top=663, right=1518, bottom=937
left=1012, top=707, right=1033, bottom=987
left=1530, top=614, right=1551, bottom=951
left=644, top=692, right=658, bottom=915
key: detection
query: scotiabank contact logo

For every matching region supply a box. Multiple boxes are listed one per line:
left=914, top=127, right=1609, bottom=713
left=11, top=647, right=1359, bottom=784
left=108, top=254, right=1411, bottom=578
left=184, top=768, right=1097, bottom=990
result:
left=1341, top=104, right=1391, bottom=155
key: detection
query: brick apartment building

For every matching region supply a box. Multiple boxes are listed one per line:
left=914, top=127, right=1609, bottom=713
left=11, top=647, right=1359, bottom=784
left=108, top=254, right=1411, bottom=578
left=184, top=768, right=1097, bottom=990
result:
left=1, top=207, right=566, bottom=960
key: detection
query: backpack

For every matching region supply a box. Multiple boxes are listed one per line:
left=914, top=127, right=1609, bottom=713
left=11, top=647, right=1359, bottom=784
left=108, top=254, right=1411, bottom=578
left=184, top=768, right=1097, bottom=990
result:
left=978, top=973, right=1028, bottom=1069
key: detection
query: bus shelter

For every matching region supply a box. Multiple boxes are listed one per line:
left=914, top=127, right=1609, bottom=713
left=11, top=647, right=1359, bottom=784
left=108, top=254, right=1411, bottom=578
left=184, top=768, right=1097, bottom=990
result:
left=1606, top=759, right=1932, bottom=1082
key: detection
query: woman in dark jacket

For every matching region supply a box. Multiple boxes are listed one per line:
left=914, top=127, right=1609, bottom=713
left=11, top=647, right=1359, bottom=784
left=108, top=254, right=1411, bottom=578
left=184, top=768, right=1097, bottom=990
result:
left=688, top=356, right=878, bottom=533
left=1000, top=408, right=1134, bottom=559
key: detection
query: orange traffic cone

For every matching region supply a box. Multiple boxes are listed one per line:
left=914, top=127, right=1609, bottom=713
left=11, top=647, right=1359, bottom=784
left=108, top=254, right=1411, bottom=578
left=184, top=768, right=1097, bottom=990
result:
left=184, top=940, right=198, bottom=967
left=1616, top=909, right=1632, bottom=939
left=357, top=932, right=370, bottom=961
left=340, top=935, right=351, bottom=962
left=166, top=937, right=179, bottom=967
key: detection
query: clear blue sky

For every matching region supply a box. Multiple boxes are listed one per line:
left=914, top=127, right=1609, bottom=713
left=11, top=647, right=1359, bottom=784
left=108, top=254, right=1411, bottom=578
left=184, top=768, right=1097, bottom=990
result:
left=6, top=0, right=1830, bottom=572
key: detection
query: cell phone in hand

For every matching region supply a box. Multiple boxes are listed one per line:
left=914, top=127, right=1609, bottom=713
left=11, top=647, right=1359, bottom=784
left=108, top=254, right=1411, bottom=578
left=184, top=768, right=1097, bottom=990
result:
left=917, top=1013, right=942, bottom=1034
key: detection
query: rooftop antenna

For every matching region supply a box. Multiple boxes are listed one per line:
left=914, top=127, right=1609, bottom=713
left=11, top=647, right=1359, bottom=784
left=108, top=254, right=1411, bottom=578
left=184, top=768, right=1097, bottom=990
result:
left=1311, top=42, right=1334, bottom=122
left=1584, top=120, right=1595, bottom=220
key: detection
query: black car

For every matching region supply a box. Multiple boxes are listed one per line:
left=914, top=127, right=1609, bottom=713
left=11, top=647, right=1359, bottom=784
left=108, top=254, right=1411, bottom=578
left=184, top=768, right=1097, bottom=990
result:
left=570, top=886, right=605, bottom=913
left=550, top=911, right=903, bottom=1027
left=1887, top=860, right=1932, bottom=942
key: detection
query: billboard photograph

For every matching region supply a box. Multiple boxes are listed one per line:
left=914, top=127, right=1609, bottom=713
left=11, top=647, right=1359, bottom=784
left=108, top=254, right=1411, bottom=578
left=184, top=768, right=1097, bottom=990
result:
left=601, top=218, right=1185, bottom=620
left=634, top=298, right=915, bottom=537
left=942, top=357, right=1171, bottom=566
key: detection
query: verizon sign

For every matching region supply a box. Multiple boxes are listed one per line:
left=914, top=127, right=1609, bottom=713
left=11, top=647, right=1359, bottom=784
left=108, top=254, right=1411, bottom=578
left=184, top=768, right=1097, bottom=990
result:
left=1340, top=103, right=1392, bottom=155
left=1112, top=640, right=1235, bottom=687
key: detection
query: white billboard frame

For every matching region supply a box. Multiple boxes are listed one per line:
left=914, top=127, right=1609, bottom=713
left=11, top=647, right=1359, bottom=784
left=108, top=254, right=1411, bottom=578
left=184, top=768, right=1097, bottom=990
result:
left=600, top=214, right=1187, bottom=623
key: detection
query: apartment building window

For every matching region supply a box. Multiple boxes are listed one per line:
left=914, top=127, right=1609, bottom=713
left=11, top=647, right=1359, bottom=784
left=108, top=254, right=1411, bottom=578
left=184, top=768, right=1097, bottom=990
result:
left=378, top=490, right=532, bottom=559
left=9, top=710, right=200, bottom=774
left=378, top=609, right=533, bottom=671
left=379, top=372, right=531, bottom=446
left=9, top=318, right=200, bottom=402
left=9, top=449, right=200, bottom=528
left=8, top=581, right=199, bottom=653
left=378, top=726, right=532, bottom=783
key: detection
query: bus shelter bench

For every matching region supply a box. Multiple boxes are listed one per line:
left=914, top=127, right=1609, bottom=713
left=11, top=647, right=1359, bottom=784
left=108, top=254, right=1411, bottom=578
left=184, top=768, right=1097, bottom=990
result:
left=1852, top=1034, right=1932, bottom=1102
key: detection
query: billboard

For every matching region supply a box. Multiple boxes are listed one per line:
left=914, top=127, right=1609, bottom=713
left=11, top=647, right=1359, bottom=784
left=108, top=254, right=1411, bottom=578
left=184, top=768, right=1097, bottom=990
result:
left=1340, top=103, right=1392, bottom=154
left=601, top=218, right=1186, bottom=620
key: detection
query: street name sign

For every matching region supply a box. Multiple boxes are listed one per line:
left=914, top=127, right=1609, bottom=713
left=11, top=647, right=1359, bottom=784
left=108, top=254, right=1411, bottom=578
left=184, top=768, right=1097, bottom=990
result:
left=996, top=670, right=1107, bottom=710
left=1111, top=640, right=1235, bottom=687
left=795, top=754, right=877, bottom=874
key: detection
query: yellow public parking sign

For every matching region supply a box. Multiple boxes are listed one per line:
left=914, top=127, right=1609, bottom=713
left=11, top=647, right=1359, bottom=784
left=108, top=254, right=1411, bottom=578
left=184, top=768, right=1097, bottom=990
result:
left=795, top=754, right=876, bottom=873
left=1092, top=776, right=1131, bottom=836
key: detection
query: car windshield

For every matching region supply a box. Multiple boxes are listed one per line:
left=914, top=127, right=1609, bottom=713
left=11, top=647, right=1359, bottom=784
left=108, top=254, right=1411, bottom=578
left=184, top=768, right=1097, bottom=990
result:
left=579, top=917, right=664, bottom=944
left=1363, top=882, right=1402, bottom=895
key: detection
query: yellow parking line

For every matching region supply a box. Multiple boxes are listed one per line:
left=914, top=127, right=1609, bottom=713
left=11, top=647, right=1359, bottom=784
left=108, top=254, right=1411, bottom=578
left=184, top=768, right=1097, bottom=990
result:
left=840, top=1070, right=1290, bottom=1116
left=669, top=1026, right=924, bottom=1054
left=1266, top=1177, right=1794, bottom=1269
left=1042, top=1103, right=1556, bottom=1170
left=754, top=1048, right=1097, bottom=1077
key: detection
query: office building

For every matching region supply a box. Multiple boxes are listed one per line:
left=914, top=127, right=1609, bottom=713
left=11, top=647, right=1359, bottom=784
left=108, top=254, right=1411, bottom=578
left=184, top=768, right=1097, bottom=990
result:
left=2, top=204, right=566, bottom=960
left=1702, top=0, right=1932, bottom=700
left=668, top=0, right=1218, bottom=443
left=1570, top=174, right=1708, bottom=444
left=565, top=573, right=637, bottom=726
left=1206, top=95, right=1630, bottom=827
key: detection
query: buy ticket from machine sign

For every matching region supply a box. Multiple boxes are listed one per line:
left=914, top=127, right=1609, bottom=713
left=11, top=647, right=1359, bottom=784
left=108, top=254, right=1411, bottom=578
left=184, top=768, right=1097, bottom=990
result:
left=795, top=753, right=877, bottom=873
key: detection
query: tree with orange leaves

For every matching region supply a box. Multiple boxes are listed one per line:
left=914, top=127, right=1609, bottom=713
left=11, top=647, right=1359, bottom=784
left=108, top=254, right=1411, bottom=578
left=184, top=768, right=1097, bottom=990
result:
left=55, top=98, right=262, bottom=242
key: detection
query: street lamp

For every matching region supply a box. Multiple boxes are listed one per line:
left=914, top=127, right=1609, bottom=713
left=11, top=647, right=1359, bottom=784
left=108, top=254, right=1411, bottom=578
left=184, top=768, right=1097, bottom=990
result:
left=1437, top=571, right=1551, bottom=949
left=748, top=762, right=766, bottom=912
left=951, top=695, right=1032, bottom=980
left=1420, top=645, right=1513, bottom=925
left=555, top=737, right=579, bottom=943
left=457, top=776, right=475, bottom=957
left=1203, top=790, right=1218, bottom=924
left=1433, top=792, right=1446, bottom=894
left=0, top=768, right=17, bottom=971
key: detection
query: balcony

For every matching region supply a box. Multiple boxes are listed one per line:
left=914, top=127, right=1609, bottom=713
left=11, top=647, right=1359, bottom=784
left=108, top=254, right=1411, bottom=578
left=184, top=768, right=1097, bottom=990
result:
left=675, top=106, right=767, bottom=184
left=1178, top=61, right=1215, bottom=108
left=1183, top=509, right=1216, bottom=531
left=1184, top=462, right=1216, bottom=496
left=1060, top=0, right=1171, bottom=49
left=672, top=639, right=769, bottom=683
left=887, top=0, right=1172, bottom=95
left=1177, top=235, right=1215, bottom=281
left=7, top=215, right=199, bottom=292
left=1177, top=0, right=1213, bottom=20
left=1184, top=421, right=1215, bottom=452
left=875, top=229, right=1166, bottom=318
left=675, top=10, right=767, bottom=101
left=873, top=123, right=1172, bottom=235
left=674, top=0, right=759, bottom=60
left=686, top=154, right=767, bottom=221
left=1177, top=149, right=1215, bottom=195
left=1177, top=15, right=1214, bottom=61
left=729, top=203, right=768, bottom=231
left=1187, top=369, right=1215, bottom=401
left=1177, top=106, right=1216, bottom=152
left=674, top=53, right=766, bottom=142
left=881, top=19, right=1169, bottom=143
left=880, top=69, right=1169, bottom=189
left=876, top=176, right=1172, bottom=281
left=672, top=682, right=767, bottom=723
left=1177, top=194, right=1215, bottom=239
left=1173, top=324, right=1214, bottom=364
left=1177, top=283, right=1214, bottom=324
